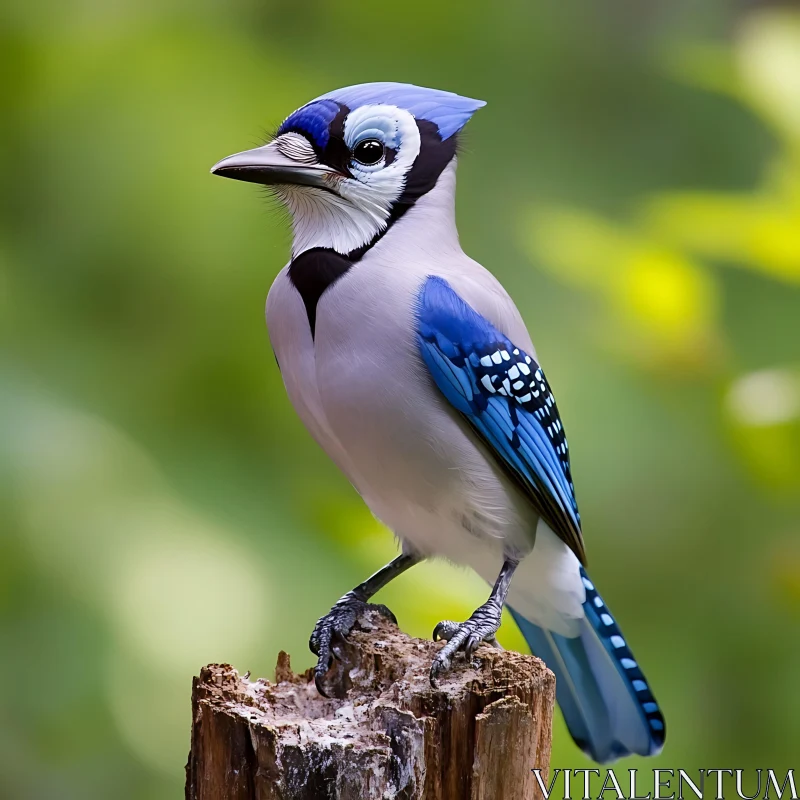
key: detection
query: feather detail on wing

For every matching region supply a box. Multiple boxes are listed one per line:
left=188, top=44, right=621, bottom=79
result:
left=416, top=275, right=586, bottom=565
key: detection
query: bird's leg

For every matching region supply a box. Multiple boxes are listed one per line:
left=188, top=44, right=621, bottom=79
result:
left=430, top=556, right=519, bottom=686
left=310, top=550, right=422, bottom=696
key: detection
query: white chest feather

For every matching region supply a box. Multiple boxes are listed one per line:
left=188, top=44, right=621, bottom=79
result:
left=265, top=164, right=584, bottom=631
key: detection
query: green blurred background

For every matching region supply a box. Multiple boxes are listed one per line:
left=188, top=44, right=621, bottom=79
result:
left=2, top=0, right=800, bottom=796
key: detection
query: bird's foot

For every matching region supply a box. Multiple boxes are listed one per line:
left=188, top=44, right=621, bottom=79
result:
left=309, top=591, right=397, bottom=697
left=430, top=600, right=504, bottom=686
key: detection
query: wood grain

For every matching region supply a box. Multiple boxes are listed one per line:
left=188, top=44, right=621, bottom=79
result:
left=185, top=608, right=554, bottom=799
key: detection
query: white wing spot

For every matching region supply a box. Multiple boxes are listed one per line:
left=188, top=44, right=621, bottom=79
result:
left=480, top=355, right=493, bottom=367
left=481, top=375, right=496, bottom=393
left=491, top=351, right=503, bottom=365
left=610, top=635, right=626, bottom=649
left=508, top=365, right=520, bottom=380
left=519, top=363, right=531, bottom=375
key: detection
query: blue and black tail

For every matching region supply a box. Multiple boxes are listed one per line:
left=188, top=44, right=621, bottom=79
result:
left=509, top=567, right=665, bottom=763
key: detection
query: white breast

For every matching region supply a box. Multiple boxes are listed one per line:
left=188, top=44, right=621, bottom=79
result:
left=265, top=164, right=584, bottom=631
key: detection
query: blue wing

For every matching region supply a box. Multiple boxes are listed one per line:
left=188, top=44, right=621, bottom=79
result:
left=416, top=276, right=667, bottom=761
left=416, top=275, right=585, bottom=564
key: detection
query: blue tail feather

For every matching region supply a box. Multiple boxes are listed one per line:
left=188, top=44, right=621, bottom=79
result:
left=509, top=567, right=665, bottom=763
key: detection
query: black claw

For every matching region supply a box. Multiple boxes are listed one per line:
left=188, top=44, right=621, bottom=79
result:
left=429, top=654, right=450, bottom=688
left=433, top=620, right=459, bottom=642
left=314, top=671, right=331, bottom=698
left=375, top=604, right=398, bottom=625
left=427, top=603, right=502, bottom=681
left=308, top=594, right=399, bottom=697
left=464, top=637, right=477, bottom=660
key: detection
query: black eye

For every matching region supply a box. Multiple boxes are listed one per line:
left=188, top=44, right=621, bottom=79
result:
left=352, top=139, right=384, bottom=166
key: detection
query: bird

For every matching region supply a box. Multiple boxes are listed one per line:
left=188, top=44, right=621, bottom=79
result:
left=211, top=82, right=665, bottom=763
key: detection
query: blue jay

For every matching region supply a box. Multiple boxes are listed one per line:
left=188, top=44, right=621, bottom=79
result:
left=211, top=82, right=665, bottom=763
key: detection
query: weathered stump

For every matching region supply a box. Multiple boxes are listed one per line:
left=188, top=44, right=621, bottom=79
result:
left=185, top=609, right=555, bottom=800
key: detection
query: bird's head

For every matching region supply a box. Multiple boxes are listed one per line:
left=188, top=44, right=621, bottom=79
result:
left=211, top=82, right=485, bottom=257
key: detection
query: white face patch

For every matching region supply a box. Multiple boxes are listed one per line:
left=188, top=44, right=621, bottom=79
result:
left=337, top=104, right=420, bottom=227
left=275, top=105, right=421, bottom=257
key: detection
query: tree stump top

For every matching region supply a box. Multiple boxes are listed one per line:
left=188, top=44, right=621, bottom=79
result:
left=186, top=609, right=555, bottom=800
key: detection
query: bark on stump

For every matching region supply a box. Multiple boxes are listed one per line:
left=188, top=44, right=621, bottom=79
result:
left=186, top=608, right=555, bottom=800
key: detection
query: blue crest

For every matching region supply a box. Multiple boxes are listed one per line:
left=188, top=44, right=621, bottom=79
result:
left=279, top=83, right=485, bottom=145
left=278, top=98, right=340, bottom=149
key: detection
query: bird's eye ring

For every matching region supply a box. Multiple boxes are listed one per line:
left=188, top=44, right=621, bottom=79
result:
left=352, top=139, right=384, bottom=166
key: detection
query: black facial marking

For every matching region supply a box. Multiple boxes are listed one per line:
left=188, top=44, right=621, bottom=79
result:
left=345, top=120, right=458, bottom=260
left=319, top=104, right=352, bottom=175
left=287, top=111, right=462, bottom=326
left=288, top=247, right=353, bottom=337
left=291, top=105, right=456, bottom=212
left=383, top=146, right=397, bottom=168
left=398, top=119, right=458, bottom=206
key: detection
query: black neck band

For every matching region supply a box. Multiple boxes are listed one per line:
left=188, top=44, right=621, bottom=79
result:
left=288, top=117, right=458, bottom=337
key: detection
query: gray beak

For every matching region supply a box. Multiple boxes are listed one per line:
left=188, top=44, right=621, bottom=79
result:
left=210, top=141, right=336, bottom=188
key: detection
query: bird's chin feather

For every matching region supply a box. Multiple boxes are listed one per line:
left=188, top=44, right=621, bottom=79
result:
left=276, top=181, right=394, bottom=258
